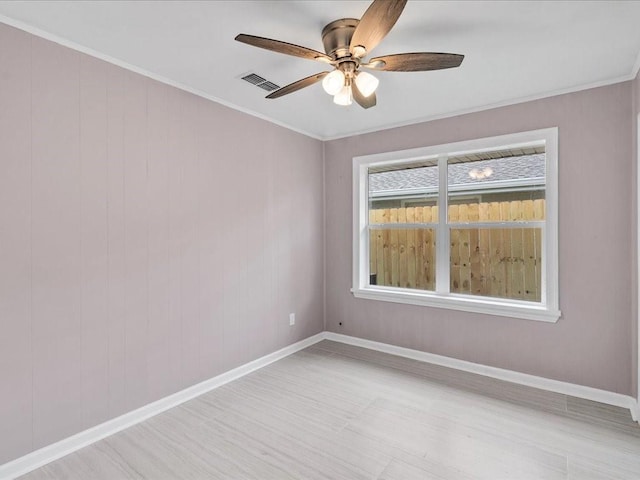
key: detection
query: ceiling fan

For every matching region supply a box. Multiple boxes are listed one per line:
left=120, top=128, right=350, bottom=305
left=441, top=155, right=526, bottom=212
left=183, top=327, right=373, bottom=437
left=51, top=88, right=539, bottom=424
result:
left=235, top=0, right=464, bottom=109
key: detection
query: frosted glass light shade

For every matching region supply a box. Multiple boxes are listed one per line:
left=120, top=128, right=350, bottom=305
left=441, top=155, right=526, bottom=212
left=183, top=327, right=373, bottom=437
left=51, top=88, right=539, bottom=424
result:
left=355, top=71, right=379, bottom=98
left=333, top=85, right=352, bottom=106
left=468, top=167, right=493, bottom=180
left=322, top=70, right=345, bottom=95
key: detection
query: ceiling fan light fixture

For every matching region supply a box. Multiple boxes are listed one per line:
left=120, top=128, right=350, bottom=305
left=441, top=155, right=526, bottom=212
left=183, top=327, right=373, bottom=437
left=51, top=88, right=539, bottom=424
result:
left=322, top=69, right=346, bottom=95
left=468, top=167, right=493, bottom=180
left=334, top=85, right=352, bottom=106
left=355, top=71, right=379, bottom=98
left=235, top=0, right=464, bottom=109
left=315, top=56, right=333, bottom=64
left=352, top=45, right=367, bottom=58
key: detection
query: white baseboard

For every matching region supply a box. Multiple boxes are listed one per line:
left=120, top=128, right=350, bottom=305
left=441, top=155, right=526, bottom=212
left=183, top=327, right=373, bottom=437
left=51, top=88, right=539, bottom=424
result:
left=631, top=400, right=640, bottom=422
left=323, top=332, right=640, bottom=421
left=0, top=333, right=325, bottom=480
left=2, top=330, right=638, bottom=479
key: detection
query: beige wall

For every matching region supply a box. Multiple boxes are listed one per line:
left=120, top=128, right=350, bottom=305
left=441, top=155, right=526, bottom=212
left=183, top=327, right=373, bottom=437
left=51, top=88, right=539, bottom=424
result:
left=325, top=81, right=634, bottom=396
left=0, top=24, right=325, bottom=463
left=633, top=70, right=640, bottom=399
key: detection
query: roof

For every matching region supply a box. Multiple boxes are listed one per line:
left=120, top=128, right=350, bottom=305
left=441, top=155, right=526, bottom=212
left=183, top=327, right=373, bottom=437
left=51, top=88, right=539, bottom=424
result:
left=369, top=154, right=545, bottom=197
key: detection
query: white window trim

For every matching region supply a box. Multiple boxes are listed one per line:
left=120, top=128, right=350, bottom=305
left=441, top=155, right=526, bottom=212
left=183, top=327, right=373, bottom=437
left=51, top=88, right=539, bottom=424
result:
left=352, top=128, right=561, bottom=323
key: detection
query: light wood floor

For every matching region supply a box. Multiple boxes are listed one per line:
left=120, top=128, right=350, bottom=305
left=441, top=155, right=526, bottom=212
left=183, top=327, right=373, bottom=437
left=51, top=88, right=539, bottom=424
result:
left=19, top=340, right=640, bottom=479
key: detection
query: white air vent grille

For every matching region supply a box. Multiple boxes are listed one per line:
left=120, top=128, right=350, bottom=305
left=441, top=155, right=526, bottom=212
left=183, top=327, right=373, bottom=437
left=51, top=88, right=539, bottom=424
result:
left=241, top=73, right=280, bottom=92
left=257, top=81, right=280, bottom=92
left=241, top=73, right=265, bottom=85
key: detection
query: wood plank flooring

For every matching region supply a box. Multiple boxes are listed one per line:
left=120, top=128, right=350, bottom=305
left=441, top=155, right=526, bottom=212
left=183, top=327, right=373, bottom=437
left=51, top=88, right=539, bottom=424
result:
left=19, top=340, right=640, bottom=479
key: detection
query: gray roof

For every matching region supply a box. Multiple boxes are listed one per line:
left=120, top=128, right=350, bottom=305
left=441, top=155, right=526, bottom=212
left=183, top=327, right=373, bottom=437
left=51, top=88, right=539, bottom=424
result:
left=369, top=154, right=545, bottom=195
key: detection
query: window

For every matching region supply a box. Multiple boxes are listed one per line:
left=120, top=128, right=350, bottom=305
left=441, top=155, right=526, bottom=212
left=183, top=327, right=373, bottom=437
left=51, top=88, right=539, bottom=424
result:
left=352, top=128, right=560, bottom=322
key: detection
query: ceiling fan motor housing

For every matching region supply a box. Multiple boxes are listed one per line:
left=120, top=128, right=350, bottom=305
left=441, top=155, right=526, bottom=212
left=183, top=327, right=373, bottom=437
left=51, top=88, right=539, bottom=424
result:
left=321, top=18, right=360, bottom=61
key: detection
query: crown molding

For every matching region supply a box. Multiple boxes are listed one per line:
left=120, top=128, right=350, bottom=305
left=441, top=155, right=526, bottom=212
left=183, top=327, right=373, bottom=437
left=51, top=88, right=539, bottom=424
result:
left=0, top=15, right=323, bottom=141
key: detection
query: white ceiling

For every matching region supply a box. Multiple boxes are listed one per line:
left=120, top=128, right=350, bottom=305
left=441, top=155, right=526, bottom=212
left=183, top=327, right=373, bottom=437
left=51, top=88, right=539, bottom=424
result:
left=1, top=0, right=640, bottom=140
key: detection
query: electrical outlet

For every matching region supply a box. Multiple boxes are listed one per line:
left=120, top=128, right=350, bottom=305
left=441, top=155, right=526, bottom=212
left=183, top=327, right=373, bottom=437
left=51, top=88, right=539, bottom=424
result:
left=289, top=313, right=295, bottom=326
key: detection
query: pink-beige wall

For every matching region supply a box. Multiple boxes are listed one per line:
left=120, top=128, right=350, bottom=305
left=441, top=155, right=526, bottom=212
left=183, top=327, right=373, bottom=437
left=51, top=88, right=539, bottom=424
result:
left=0, top=24, right=324, bottom=464
left=325, top=81, right=635, bottom=396
left=633, top=70, right=640, bottom=399
left=636, top=69, right=640, bottom=113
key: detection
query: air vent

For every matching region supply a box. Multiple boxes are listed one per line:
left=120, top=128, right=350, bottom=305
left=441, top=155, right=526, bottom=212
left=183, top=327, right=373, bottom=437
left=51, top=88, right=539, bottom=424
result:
left=241, top=73, right=265, bottom=85
left=241, top=73, right=280, bottom=92
left=257, top=81, right=280, bottom=92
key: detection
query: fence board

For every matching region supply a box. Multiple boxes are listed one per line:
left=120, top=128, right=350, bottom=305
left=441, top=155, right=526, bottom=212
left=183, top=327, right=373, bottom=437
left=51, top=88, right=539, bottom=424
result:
left=511, top=228, right=525, bottom=299
left=424, top=206, right=435, bottom=290
left=534, top=199, right=545, bottom=220
left=425, top=228, right=435, bottom=290
left=369, top=210, right=376, bottom=275
left=449, top=205, right=461, bottom=292
left=523, top=198, right=538, bottom=300
left=487, top=203, right=502, bottom=297
left=406, top=207, right=416, bottom=288
left=523, top=200, right=534, bottom=221
left=500, top=202, right=513, bottom=298
left=458, top=205, right=471, bottom=293
left=430, top=206, right=437, bottom=289
left=383, top=209, right=391, bottom=285
left=375, top=209, right=385, bottom=284
left=534, top=227, right=542, bottom=301
left=398, top=209, right=408, bottom=287
left=512, top=202, right=526, bottom=299
left=415, top=207, right=424, bottom=289
left=390, top=208, right=399, bottom=286
left=478, top=203, right=491, bottom=296
left=523, top=227, right=537, bottom=301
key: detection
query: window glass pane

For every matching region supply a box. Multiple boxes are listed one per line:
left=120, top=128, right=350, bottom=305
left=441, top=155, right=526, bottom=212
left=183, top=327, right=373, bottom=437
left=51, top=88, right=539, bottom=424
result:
left=450, top=227, right=542, bottom=302
left=368, top=160, right=438, bottom=221
left=369, top=227, right=435, bottom=291
left=447, top=152, right=545, bottom=223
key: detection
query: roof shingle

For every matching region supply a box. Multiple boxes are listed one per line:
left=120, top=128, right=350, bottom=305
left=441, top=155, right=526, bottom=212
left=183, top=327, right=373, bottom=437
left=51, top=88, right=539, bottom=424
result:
left=369, top=154, right=545, bottom=194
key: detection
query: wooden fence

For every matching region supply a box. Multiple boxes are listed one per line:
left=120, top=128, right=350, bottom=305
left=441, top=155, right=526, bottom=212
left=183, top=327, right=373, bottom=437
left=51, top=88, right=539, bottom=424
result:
left=369, top=199, right=545, bottom=302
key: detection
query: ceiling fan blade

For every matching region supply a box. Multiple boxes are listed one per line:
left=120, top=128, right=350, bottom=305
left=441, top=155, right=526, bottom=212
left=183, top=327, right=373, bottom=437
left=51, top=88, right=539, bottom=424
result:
left=363, top=52, right=464, bottom=72
left=352, top=81, right=377, bottom=109
left=235, top=34, right=333, bottom=63
left=266, top=72, right=329, bottom=99
left=350, top=0, right=408, bottom=56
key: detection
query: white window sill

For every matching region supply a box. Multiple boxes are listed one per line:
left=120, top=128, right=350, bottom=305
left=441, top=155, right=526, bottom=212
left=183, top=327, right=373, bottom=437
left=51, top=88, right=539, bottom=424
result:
left=351, top=286, right=561, bottom=323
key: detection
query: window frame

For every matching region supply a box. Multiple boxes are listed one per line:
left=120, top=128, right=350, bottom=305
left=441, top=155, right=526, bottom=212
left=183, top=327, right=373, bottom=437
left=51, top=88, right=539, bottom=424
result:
left=352, top=128, right=560, bottom=323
